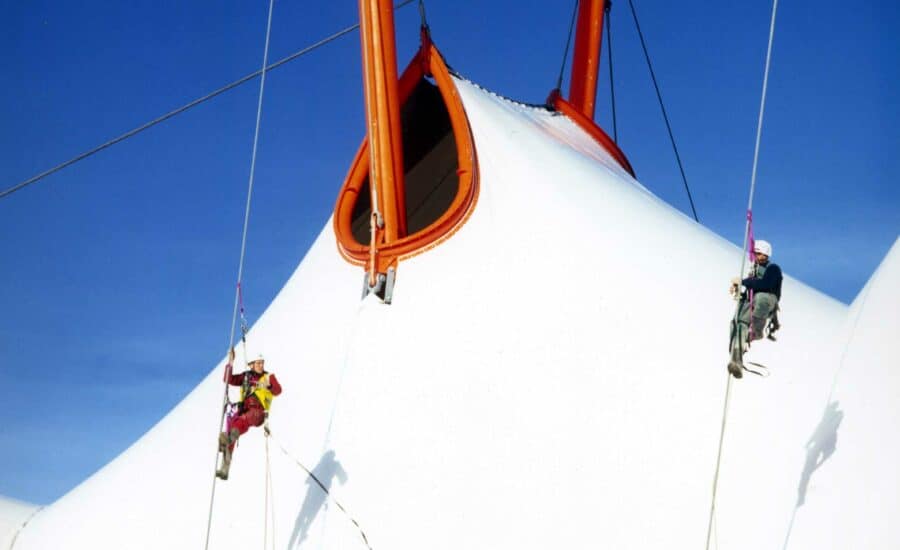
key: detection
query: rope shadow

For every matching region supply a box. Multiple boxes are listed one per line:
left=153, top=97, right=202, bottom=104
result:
left=288, top=449, right=348, bottom=549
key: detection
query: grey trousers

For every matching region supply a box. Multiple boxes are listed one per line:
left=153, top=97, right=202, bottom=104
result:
left=733, top=292, right=778, bottom=351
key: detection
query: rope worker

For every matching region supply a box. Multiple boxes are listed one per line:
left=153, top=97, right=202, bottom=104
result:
left=217, top=347, right=283, bottom=480
left=727, top=239, right=782, bottom=378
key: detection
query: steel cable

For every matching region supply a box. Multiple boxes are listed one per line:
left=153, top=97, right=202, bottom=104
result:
left=1, top=0, right=416, bottom=201
left=626, top=0, right=699, bottom=222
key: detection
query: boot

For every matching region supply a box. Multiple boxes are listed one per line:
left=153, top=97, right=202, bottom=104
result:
left=727, top=342, right=744, bottom=379
left=216, top=428, right=240, bottom=480
left=216, top=450, right=231, bottom=480
left=218, top=428, right=240, bottom=451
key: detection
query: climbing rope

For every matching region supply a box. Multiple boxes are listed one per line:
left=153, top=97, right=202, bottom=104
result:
left=264, top=424, right=276, bottom=550
left=705, top=1, right=780, bottom=548
left=204, top=0, right=276, bottom=548
left=0, top=0, right=418, bottom=201
left=626, top=0, right=698, bottom=222
left=555, top=0, right=580, bottom=92
left=705, top=374, right=732, bottom=549
left=605, top=1, right=617, bottom=142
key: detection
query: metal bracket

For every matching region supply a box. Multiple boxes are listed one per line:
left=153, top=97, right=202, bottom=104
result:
left=360, top=266, right=396, bottom=304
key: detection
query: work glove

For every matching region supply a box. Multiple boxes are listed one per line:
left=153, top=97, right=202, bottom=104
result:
left=729, top=278, right=741, bottom=299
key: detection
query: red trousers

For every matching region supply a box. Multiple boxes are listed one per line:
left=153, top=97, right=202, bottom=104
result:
left=225, top=401, right=266, bottom=453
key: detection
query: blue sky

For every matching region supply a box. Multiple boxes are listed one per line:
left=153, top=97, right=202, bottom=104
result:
left=1, top=1, right=897, bottom=504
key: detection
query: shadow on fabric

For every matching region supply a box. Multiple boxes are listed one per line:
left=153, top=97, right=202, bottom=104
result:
left=797, top=401, right=844, bottom=507
left=288, top=450, right=348, bottom=549
left=782, top=401, right=844, bottom=550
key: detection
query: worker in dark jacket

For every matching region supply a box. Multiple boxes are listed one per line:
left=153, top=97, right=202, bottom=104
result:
left=728, top=240, right=782, bottom=378
left=217, top=348, right=283, bottom=480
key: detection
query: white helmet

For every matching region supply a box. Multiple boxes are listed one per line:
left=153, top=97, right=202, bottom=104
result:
left=248, top=353, right=265, bottom=364
left=754, top=240, right=772, bottom=257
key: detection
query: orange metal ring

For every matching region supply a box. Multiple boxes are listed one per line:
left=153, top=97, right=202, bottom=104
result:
left=333, top=43, right=479, bottom=272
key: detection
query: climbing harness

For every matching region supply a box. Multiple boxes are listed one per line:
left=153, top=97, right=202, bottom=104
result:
left=204, top=0, right=276, bottom=547
left=238, top=372, right=276, bottom=411
left=705, top=1, right=780, bottom=548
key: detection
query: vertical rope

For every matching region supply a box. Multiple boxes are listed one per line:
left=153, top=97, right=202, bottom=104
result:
left=740, top=0, right=779, bottom=274
left=705, top=1, right=779, bottom=548
left=264, top=436, right=270, bottom=550
left=705, top=374, right=733, bottom=550
left=204, top=0, right=276, bottom=547
left=264, top=429, right=276, bottom=550
left=268, top=448, right=276, bottom=550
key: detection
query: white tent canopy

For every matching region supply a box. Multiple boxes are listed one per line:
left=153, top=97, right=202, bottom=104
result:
left=4, top=76, right=898, bottom=549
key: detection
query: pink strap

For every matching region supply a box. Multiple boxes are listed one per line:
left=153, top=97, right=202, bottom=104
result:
left=746, top=210, right=756, bottom=263
left=745, top=209, right=755, bottom=342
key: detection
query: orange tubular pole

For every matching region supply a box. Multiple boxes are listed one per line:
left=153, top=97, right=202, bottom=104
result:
left=359, top=0, right=407, bottom=243
left=551, top=93, right=635, bottom=177
left=569, top=0, right=606, bottom=120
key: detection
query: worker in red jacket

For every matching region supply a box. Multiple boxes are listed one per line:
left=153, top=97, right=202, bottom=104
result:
left=217, top=348, right=282, bottom=480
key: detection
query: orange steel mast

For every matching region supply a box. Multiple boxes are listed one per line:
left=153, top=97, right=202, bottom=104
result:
left=568, top=0, right=607, bottom=120
left=547, top=0, right=633, bottom=176
left=359, top=0, right=407, bottom=243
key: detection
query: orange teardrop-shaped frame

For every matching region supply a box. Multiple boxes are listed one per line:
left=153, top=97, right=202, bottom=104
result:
left=333, top=41, right=479, bottom=273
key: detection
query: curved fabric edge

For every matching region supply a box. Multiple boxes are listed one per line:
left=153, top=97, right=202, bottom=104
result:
left=548, top=90, right=635, bottom=178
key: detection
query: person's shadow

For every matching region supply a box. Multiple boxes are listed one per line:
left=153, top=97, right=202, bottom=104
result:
left=782, top=401, right=844, bottom=549
left=797, top=401, right=844, bottom=507
left=288, top=450, right=348, bottom=549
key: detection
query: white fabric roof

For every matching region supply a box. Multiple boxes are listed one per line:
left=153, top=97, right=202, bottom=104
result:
left=0, top=496, right=40, bottom=548
left=9, top=76, right=899, bottom=549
